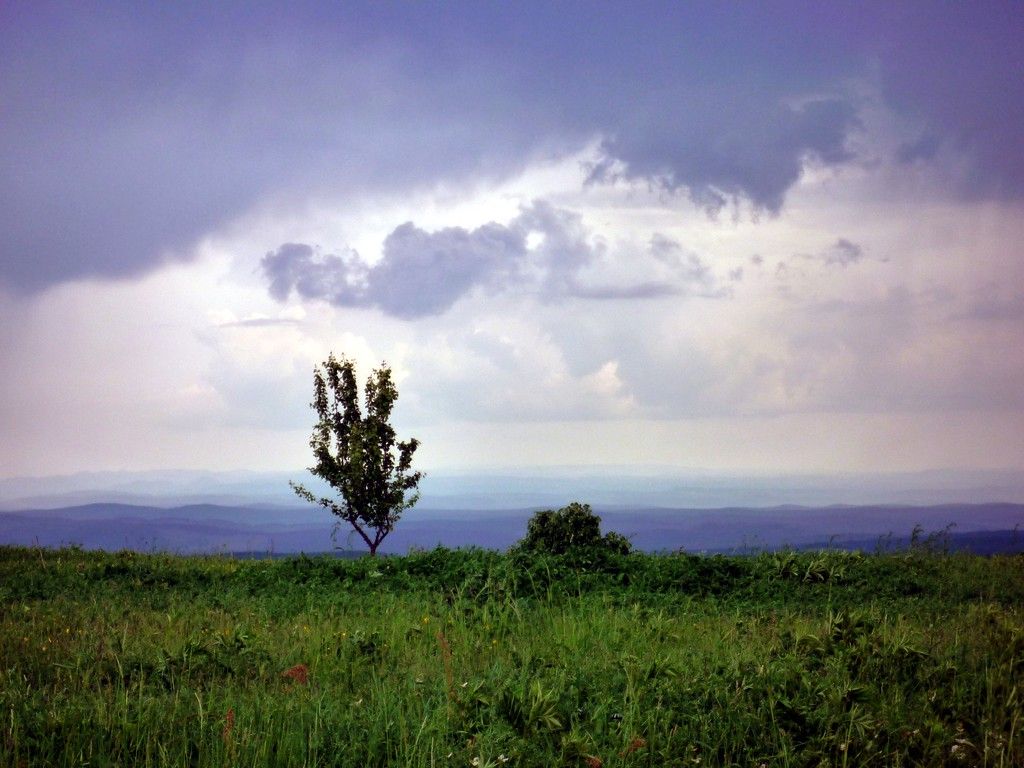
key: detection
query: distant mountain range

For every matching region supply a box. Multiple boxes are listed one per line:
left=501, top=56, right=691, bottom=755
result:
left=2, top=501, right=1022, bottom=555
left=2, top=469, right=1022, bottom=555
left=3, top=467, right=1024, bottom=511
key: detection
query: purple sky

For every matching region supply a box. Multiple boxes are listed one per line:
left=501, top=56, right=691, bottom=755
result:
left=1, top=1, right=1023, bottom=477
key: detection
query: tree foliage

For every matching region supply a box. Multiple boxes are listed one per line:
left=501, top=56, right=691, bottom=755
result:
left=291, top=354, right=421, bottom=556
left=516, top=502, right=632, bottom=555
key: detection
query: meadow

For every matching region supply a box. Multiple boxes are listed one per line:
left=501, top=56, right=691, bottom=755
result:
left=2, top=543, right=1022, bottom=767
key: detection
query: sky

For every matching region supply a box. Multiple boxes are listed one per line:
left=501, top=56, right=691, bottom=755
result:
left=1, top=1, right=1023, bottom=480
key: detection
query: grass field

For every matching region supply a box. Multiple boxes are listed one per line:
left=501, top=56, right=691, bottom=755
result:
left=2, top=544, right=1022, bottom=767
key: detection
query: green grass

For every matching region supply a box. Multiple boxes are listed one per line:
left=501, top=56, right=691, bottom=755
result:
left=1, top=545, right=1022, bottom=767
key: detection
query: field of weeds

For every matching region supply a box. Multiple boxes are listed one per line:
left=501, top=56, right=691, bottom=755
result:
left=2, top=545, right=1022, bottom=767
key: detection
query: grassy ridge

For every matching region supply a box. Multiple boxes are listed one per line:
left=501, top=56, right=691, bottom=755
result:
left=2, top=545, right=1022, bottom=767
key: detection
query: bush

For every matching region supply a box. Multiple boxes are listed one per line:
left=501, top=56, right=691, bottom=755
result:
left=516, top=502, right=632, bottom=555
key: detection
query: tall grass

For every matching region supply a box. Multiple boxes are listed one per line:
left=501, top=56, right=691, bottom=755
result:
left=1, top=545, right=1022, bottom=766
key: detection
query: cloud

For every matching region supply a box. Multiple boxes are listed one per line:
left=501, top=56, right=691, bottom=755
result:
left=403, top=317, right=639, bottom=422
left=592, top=98, right=860, bottom=214
left=569, top=282, right=678, bottom=300
left=262, top=202, right=724, bottom=317
left=262, top=201, right=578, bottom=318
left=263, top=244, right=369, bottom=306
left=647, top=234, right=723, bottom=296
left=648, top=233, right=685, bottom=264
left=796, top=238, right=864, bottom=268
left=874, top=5, right=1024, bottom=198
left=896, top=134, right=941, bottom=164
left=954, top=291, right=1024, bottom=323
left=372, top=223, right=525, bottom=316
left=823, top=238, right=864, bottom=267
left=217, top=317, right=304, bottom=329
left=2, top=4, right=1021, bottom=295
left=0, top=7, right=556, bottom=294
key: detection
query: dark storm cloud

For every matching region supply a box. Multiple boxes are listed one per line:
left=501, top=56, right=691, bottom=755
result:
left=592, top=98, right=859, bottom=214
left=0, top=5, right=556, bottom=294
left=875, top=3, right=1024, bottom=198
left=2, top=3, right=1021, bottom=292
left=896, top=135, right=941, bottom=165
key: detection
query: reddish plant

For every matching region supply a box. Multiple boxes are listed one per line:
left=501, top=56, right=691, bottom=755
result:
left=221, top=707, right=235, bottom=743
left=282, top=664, right=309, bottom=685
left=436, top=631, right=455, bottom=702
left=619, top=737, right=647, bottom=757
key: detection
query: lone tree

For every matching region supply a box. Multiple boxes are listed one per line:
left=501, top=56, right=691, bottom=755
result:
left=291, top=354, right=422, bottom=556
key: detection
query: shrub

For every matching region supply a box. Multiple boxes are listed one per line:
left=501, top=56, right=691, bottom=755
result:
left=516, top=502, right=632, bottom=555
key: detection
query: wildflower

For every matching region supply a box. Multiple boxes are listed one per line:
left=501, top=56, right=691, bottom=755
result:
left=282, top=664, right=309, bottom=685
left=222, top=707, right=235, bottom=743
left=619, top=737, right=646, bottom=757
left=422, top=616, right=430, bottom=624
left=584, top=757, right=603, bottom=768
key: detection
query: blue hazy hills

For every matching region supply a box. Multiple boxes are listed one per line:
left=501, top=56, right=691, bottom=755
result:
left=2, top=469, right=1023, bottom=555
left=2, top=501, right=1023, bottom=556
